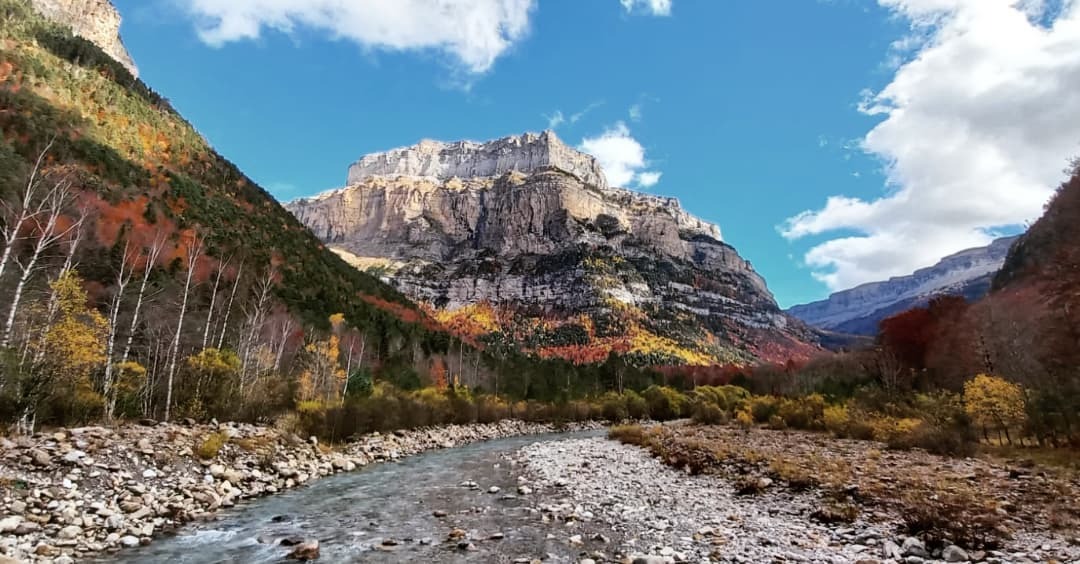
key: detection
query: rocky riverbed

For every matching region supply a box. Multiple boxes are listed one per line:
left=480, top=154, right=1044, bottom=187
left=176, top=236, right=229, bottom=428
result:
left=515, top=432, right=1080, bottom=564
left=0, top=419, right=600, bottom=562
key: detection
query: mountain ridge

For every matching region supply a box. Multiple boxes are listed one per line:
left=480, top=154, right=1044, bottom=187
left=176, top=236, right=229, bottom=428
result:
left=287, top=132, right=819, bottom=366
left=788, top=235, right=1020, bottom=335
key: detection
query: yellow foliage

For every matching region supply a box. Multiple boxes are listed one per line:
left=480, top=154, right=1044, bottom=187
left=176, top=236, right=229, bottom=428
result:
left=186, top=348, right=240, bottom=377
left=329, top=312, right=346, bottom=331
left=870, top=417, right=924, bottom=444
left=735, top=408, right=754, bottom=428
left=38, top=271, right=108, bottom=385
left=434, top=302, right=502, bottom=337
left=823, top=404, right=850, bottom=436
left=298, top=335, right=344, bottom=402
left=964, top=374, right=1026, bottom=433
left=627, top=324, right=713, bottom=366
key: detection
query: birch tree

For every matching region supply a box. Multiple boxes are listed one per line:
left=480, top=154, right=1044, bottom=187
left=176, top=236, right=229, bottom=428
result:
left=163, top=234, right=202, bottom=422
left=216, top=259, right=244, bottom=349
left=2, top=178, right=74, bottom=348
left=119, top=231, right=166, bottom=368
left=101, top=241, right=138, bottom=421
left=202, top=255, right=230, bottom=349
left=0, top=140, right=53, bottom=282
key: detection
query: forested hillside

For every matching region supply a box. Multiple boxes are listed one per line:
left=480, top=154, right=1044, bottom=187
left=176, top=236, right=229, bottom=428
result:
left=0, top=0, right=507, bottom=430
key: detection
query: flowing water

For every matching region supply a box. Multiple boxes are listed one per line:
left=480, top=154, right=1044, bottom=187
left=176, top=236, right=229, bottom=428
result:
left=112, top=431, right=602, bottom=563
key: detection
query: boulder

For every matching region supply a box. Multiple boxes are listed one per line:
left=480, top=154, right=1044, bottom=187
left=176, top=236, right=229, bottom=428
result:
left=942, top=545, right=969, bottom=562
left=288, top=540, right=320, bottom=561
left=0, top=516, right=22, bottom=532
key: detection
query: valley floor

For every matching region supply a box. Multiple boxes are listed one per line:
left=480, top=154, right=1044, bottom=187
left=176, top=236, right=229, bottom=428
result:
left=515, top=424, right=1080, bottom=564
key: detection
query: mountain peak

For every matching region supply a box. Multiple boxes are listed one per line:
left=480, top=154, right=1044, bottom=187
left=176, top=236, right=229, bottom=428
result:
left=30, top=0, right=138, bottom=77
left=346, top=130, right=609, bottom=190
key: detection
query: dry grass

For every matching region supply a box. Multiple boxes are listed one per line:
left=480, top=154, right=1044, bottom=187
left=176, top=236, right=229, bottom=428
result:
left=608, top=423, right=1079, bottom=550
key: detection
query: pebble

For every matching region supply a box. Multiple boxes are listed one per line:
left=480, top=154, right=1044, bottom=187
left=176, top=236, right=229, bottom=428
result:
left=0, top=420, right=601, bottom=562
left=516, top=435, right=1079, bottom=564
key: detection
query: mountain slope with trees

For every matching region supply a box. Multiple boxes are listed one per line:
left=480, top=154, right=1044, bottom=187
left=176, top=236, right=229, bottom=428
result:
left=0, top=0, right=505, bottom=430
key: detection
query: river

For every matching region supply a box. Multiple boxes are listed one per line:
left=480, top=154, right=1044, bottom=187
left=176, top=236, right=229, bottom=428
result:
left=111, top=431, right=603, bottom=563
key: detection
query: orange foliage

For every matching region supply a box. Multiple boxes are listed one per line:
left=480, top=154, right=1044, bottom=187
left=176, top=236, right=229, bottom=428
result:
left=430, top=358, right=448, bottom=389
left=89, top=195, right=150, bottom=246
left=359, top=294, right=443, bottom=333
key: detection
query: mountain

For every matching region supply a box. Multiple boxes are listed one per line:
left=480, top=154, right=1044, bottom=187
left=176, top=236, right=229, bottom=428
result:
left=0, top=0, right=471, bottom=413
left=787, top=236, right=1020, bottom=335
left=286, top=132, right=819, bottom=366
left=29, top=0, right=137, bottom=76
left=995, top=167, right=1080, bottom=291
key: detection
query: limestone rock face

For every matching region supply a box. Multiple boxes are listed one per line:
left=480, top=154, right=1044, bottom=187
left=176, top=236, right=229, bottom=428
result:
left=289, top=132, right=818, bottom=364
left=788, top=236, right=1019, bottom=335
left=347, top=131, right=608, bottom=190
left=31, top=0, right=137, bottom=77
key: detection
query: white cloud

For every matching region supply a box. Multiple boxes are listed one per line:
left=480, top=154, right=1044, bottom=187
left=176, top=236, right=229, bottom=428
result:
left=543, top=101, right=602, bottom=130
left=579, top=122, right=662, bottom=188
left=569, top=101, right=603, bottom=124
left=179, top=0, right=536, bottom=74
left=620, top=0, right=672, bottom=16
left=544, top=110, right=565, bottom=129
left=629, top=103, right=643, bottom=121
left=782, top=0, right=1080, bottom=291
left=637, top=171, right=662, bottom=187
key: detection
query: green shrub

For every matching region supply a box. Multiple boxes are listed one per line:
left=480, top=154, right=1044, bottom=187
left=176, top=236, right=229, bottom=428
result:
left=691, top=402, right=728, bottom=425
left=642, top=385, right=687, bottom=420
left=623, top=390, right=649, bottom=419
left=599, top=392, right=629, bottom=422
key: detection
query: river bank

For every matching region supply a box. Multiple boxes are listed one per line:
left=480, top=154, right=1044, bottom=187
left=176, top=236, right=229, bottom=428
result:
left=515, top=425, right=1080, bottom=564
left=0, top=419, right=601, bottom=562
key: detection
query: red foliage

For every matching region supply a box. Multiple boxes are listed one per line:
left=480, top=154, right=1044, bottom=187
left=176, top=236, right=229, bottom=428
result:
left=358, top=294, right=443, bottom=333
left=879, top=307, right=934, bottom=370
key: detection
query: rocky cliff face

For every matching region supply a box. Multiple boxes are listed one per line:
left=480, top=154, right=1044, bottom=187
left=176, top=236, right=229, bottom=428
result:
left=347, top=131, right=609, bottom=190
left=788, top=236, right=1020, bottom=335
left=288, top=132, right=818, bottom=365
left=30, top=0, right=137, bottom=76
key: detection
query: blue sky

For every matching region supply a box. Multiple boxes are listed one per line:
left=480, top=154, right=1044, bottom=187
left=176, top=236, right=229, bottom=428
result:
left=111, top=0, right=1078, bottom=308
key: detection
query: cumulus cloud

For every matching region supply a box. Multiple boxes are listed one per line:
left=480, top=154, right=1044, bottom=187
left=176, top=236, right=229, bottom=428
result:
left=620, top=0, right=672, bottom=16
left=579, top=122, right=661, bottom=189
left=782, top=0, right=1080, bottom=291
left=178, top=0, right=536, bottom=74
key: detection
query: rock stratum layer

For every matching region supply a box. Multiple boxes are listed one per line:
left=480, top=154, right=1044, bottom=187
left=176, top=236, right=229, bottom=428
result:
left=30, top=0, right=137, bottom=76
left=788, top=235, right=1019, bottom=335
left=288, top=131, right=818, bottom=365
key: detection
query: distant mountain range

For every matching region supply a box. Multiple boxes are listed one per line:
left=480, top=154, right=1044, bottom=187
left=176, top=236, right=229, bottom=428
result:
left=787, top=236, right=1020, bottom=335
left=287, top=132, right=821, bottom=366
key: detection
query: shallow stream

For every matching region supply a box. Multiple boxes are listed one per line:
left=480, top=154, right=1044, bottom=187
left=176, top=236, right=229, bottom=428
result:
left=112, top=431, right=600, bottom=563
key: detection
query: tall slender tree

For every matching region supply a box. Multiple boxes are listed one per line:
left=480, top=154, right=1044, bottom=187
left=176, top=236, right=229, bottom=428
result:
left=164, top=233, right=202, bottom=422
